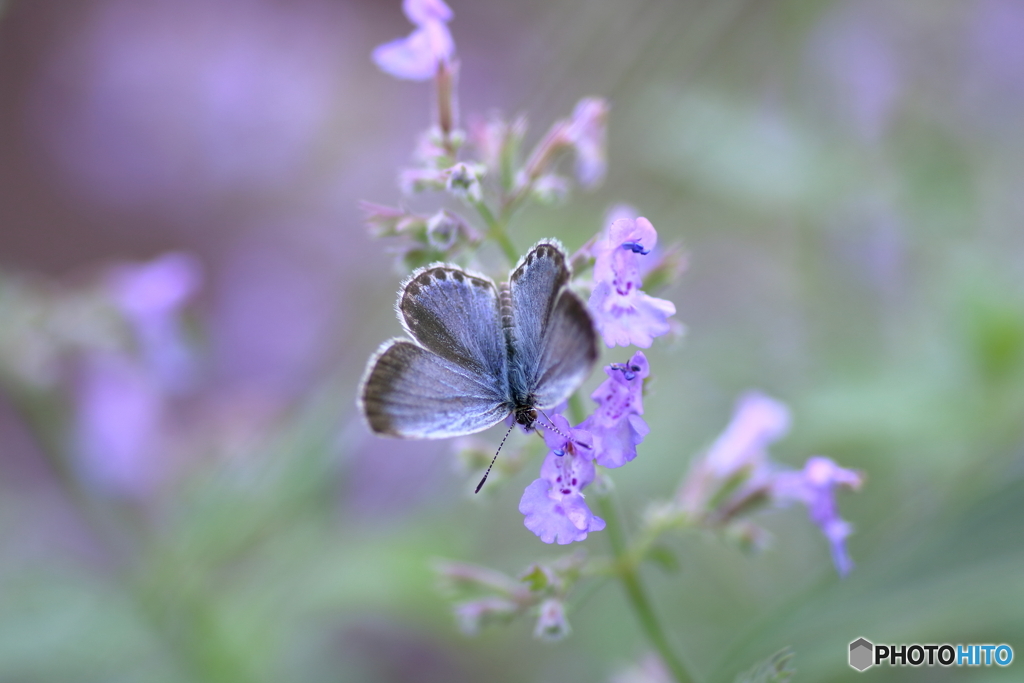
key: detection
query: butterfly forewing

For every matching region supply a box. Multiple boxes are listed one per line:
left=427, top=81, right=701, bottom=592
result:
left=360, top=340, right=510, bottom=438
left=399, top=266, right=509, bottom=385
left=508, top=242, right=598, bottom=410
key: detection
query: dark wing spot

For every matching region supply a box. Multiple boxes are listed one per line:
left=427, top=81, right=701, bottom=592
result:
left=417, top=273, right=432, bottom=286
left=434, top=269, right=447, bottom=280
left=452, top=271, right=464, bottom=282
left=406, top=283, right=421, bottom=296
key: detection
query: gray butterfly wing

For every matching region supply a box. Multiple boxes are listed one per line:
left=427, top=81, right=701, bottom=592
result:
left=507, top=241, right=598, bottom=409
left=360, top=340, right=510, bottom=438
left=360, top=264, right=511, bottom=438
left=399, top=265, right=509, bottom=387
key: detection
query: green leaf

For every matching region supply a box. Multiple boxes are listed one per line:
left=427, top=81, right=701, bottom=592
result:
left=519, top=565, right=549, bottom=592
left=733, top=648, right=795, bottom=683
left=646, top=545, right=680, bottom=573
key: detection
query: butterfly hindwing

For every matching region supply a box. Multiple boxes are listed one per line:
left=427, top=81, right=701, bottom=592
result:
left=359, top=339, right=510, bottom=438
left=508, top=241, right=598, bottom=410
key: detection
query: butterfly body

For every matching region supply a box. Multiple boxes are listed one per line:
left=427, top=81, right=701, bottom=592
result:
left=359, top=241, right=597, bottom=439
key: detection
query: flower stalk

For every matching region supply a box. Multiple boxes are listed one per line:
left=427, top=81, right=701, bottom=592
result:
left=596, top=492, right=695, bottom=683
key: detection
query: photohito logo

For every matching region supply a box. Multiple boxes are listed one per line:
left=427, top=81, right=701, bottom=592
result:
left=849, top=638, right=1013, bottom=671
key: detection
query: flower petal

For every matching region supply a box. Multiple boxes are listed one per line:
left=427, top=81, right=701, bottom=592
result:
left=403, top=0, right=453, bottom=25
left=372, top=22, right=453, bottom=81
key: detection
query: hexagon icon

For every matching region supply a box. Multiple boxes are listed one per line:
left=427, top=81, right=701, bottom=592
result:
left=849, top=638, right=874, bottom=671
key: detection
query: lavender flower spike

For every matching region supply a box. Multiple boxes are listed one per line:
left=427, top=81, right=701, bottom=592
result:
left=772, top=456, right=864, bottom=576
left=589, top=217, right=677, bottom=348
left=519, top=415, right=605, bottom=544
left=705, top=392, right=791, bottom=479
left=372, top=0, right=454, bottom=81
left=580, top=351, right=651, bottom=469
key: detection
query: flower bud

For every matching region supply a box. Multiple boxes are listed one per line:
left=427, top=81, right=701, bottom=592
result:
left=445, top=162, right=485, bottom=203
left=425, top=210, right=462, bottom=250
left=454, top=597, right=519, bottom=635
left=533, top=598, right=571, bottom=641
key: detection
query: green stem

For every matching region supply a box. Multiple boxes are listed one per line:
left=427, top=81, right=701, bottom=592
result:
left=492, top=229, right=520, bottom=266
left=3, top=384, right=260, bottom=683
left=567, top=392, right=588, bottom=425
left=472, top=199, right=519, bottom=265
left=596, top=493, right=696, bottom=683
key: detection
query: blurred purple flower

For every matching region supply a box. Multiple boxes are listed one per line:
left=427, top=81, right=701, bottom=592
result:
left=520, top=98, right=608, bottom=191
left=808, top=3, right=902, bottom=142
left=74, top=353, right=164, bottom=497
left=108, top=252, right=202, bottom=391
left=519, top=415, right=605, bottom=544
left=468, top=113, right=525, bottom=176
left=533, top=598, right=571, bottom=641
left=402, top=0, right=452, bottom=25
left=373, top=0, right=454, bottom=81
left=211, top=241, right=335, bottom=399
left=32, top=0, right=348, bottom=212
left=966, top=0, right=1024, bottom=112
left=589, top=217, right=676, bottom=348
left=676, top=390, right=789, bottom=518
left=704, top=391, right=790, bottom=479
left=564, top=98, right=609, bottom=188
left=772, top=456, right=864, bottom=576
left=580, top=352, right=650, bottom=469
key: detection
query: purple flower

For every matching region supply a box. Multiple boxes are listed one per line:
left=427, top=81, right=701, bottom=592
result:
left=564, top=98, right=609, bottom=188
left=772, top=456, right=864, bottom=576
left=580, top=352, right=650, bottom=469
left=589, top=217, right=676, bottom=348
left=372, top=0, right=454, bottom=81
left=107, top=252, right=202, bottom=392
left=704, top=392, right=790, bottom=479
left=402, top=0, right=452, bottom=25
left=519, top=416, right=605, bottom=544
left=74, top=353, right=164, bottom=497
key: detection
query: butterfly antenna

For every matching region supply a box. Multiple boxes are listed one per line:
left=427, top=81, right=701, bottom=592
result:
left=475, top=421, right=516, bottom=494
left=535, top=409, right=570, bottom=440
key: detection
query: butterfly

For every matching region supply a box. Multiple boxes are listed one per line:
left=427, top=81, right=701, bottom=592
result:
left=359, top=240, right=598, bottom=440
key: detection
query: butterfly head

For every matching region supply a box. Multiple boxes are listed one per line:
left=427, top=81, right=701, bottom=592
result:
left=514, top=406, right=539, bottom=430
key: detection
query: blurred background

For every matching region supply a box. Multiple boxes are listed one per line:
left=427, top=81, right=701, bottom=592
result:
left=1, top=0, right=1023, bottom=681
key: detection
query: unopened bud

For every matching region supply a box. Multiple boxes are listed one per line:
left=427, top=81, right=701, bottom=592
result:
left=454, top=597, right=519, bottom=635
left=533, top=598, right=571, bottom=641
left=445, top=162, right=485, bottom=203
left=426, top=210, right=463, bottom=250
